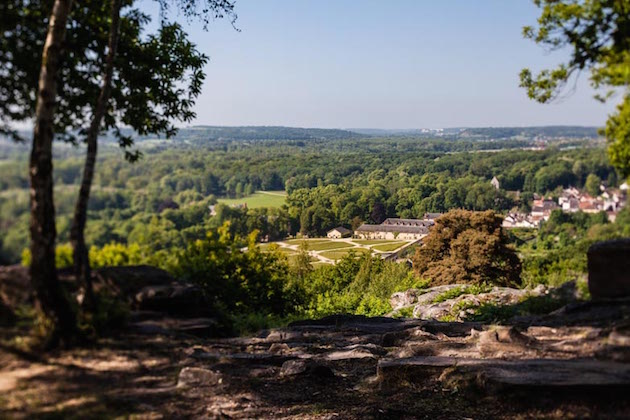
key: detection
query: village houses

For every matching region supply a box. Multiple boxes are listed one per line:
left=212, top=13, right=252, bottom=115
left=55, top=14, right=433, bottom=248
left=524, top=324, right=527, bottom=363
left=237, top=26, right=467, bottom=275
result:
left=502, top=184, right=627, bottom=229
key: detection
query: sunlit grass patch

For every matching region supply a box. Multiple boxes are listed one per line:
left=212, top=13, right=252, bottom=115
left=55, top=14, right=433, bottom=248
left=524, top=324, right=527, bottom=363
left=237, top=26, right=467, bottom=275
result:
left=371, top=242, right=405, bottom=252
left=284, top=238, right=330, bottom=245
left=308, top=241, right=356, bottom=251
left=319, top=248, right=369, bottom=260
left=216, top=190, right=286, bottom=209
left=352, top=239, right=394, bottom=245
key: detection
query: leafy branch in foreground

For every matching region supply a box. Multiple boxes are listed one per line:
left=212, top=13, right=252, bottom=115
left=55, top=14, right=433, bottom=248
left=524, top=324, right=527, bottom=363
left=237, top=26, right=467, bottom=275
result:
left=520, top=0, right=630, bottom=177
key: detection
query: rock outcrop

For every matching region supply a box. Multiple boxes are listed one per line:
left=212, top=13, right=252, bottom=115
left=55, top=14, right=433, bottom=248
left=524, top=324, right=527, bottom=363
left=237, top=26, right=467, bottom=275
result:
left=173, top=305, right=630, bottom=414
left=390, top=282, right=562, bottom=321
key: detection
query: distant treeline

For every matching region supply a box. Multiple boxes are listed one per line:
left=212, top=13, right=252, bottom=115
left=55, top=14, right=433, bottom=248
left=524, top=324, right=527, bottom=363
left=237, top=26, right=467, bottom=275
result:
left=459, top=126, right=601, bottom=139
left=2, top=125, right=602, bottom=147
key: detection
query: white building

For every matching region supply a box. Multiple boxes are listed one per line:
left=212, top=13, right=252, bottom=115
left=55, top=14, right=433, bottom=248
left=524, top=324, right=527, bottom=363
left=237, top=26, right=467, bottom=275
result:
left=326, top=226, right=352, bottom=239
left=491, top=176, right=500, bottom=190
left=355, top=223, right=429, bottom=240
left=502, top=213, right=538, bottom=229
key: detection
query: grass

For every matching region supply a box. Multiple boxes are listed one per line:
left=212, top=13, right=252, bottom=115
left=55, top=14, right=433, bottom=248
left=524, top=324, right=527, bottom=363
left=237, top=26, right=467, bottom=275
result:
left=308, top=242, right=356, bottom=251
left=284, top=238, right=330, bottom=245
left=319, top=248, right=369, bottom=260
left=352, top=239, right=394, bottom=245
left=371, top=242, right=405, bottom=252
left=217, top=190, right=286, bottom=209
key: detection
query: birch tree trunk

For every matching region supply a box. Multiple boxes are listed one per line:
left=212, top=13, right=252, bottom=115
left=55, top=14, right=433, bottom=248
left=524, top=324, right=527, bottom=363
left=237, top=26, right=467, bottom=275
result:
left=29, top=0, right=77, bottom=344
left=70, top=0, right=122, bottom=309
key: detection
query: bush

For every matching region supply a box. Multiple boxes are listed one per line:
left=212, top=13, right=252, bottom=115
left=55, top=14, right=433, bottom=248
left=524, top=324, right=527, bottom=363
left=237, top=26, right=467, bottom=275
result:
left=294, top=253, right=416, bottom=318
left=21, top=243, right=74, bottom=269
left=89, top=242, right=146, bottom=268
left=173, top=222, right=294, bottom=315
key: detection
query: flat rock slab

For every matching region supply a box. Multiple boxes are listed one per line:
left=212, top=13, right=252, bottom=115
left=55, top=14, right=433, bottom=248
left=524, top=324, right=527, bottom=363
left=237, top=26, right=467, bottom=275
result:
left=191, top=351, right=298, bottom=366
left=177, top=367, right=223, bottom=388
left=130, top=317, right=218, bottom=337
left=378, top=356, right=630, bottom=388
left=279, top=359, right=335, bottom=378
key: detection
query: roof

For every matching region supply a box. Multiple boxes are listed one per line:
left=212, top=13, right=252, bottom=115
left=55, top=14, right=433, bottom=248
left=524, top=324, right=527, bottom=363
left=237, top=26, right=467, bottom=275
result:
left=382, top=218, right=434, bottom=227
left=327, top=226, right=351, bottom=234
left=355, top=223, right=429, bottom=235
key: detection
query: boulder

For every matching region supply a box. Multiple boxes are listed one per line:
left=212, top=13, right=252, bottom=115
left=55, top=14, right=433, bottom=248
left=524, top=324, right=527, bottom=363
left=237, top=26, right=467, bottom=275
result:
left=177, top=367, right=223, bottom=387
left=134, top=284, right=212, bottom=317
left=0, top=265, right=33, bottom=308
left=378, top=356, right=630, bottom=390
left=279, top=359, right=334, bottom=379
left=410, top=286, right=546, bottom=321
left=587, top=239, right=630, bottom=299
left=390, top=289, right=421, bottom=310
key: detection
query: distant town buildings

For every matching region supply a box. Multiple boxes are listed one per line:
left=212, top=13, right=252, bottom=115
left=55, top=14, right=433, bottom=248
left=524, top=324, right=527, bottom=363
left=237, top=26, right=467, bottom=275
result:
left=502, top=185, right=627, bottom=229
left=502, top=213, right=537, bottom=229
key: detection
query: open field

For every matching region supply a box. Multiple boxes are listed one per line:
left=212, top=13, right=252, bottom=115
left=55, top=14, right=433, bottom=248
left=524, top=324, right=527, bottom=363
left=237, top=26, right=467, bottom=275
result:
left=307, top=241, right=355, bottom=251
left=216, top=191, right=286, bottom=209
left=284, top=239, right=330, bottom=245
left=371, top=242, right=406, bottom=252
left=319, top=248, right=370, bottom=260
left=352, top=239, right=395, bottom=245
left=259, top=237, right=417, bottom=265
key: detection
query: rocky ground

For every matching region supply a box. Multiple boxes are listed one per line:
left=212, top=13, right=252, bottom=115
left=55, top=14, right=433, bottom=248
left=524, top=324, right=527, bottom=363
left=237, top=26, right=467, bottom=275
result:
left=2, top=265, right=630, bottom=418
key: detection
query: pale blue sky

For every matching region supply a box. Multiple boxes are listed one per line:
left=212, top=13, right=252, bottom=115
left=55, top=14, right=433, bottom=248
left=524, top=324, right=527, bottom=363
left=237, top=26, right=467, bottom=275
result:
left=140, top=0, right=615, bottom=129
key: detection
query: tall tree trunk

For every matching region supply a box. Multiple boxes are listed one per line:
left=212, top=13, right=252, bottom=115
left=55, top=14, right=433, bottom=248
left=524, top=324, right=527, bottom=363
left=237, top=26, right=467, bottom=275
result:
left=30, top=0, right=77, bottom=345
left=70, top=0, right=122, bottom=310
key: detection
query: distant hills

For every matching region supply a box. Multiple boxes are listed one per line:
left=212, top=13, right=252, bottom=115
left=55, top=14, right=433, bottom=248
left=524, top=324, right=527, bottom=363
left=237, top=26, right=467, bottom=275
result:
left=458, top=126, right=601, bottom=139
left=350, top=126, right=601, bottom=139
left=2, top=125, right=603, bottom=145
left=166, top=126, right=365, bottom=141
left=173, top=125, right=601, bottom=141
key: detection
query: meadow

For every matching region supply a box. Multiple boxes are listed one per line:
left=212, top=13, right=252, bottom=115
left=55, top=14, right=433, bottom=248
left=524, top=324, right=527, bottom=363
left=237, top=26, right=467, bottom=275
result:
left=217, top=191, right=287, bottom=208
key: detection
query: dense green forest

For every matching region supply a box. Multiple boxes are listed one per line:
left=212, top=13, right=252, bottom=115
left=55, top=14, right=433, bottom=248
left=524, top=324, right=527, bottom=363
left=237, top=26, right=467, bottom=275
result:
left=0, top=130, right=620, bottom=265
left=2, top=127, right=629, bottom=329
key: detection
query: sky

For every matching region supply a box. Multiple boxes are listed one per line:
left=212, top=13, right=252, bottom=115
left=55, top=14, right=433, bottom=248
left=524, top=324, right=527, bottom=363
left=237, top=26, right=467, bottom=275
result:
left=138, top=0, right=615, bottom=129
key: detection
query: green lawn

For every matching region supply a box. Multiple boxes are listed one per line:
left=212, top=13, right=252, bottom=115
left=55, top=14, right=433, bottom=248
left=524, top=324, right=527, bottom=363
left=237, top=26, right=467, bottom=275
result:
left=352, top=239, right=395, bottom=245
left=308, top=241, right=356, bottom=251
left=217, top=191, right=286, bottom=209
left=284, top=238, right=330, bottom=245
left=258, top=243, right=295, bottom=254
left=371, top=242, right=405, bottom=252
left=319, top=248, right=369, bottom=260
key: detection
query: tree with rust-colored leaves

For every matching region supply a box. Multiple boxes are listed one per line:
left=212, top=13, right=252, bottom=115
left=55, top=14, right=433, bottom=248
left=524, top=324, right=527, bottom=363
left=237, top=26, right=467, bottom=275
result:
left=413, top=210, right=521, bottom=287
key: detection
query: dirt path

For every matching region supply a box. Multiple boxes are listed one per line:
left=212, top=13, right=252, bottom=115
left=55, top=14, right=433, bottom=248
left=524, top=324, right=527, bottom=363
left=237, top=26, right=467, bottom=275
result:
left=3, top=309, right=630, bottom=419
